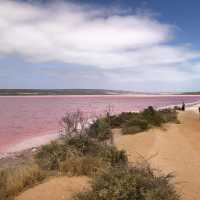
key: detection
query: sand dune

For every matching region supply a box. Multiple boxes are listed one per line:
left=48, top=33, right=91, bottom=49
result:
left=115, top=108, right=200, bottom=200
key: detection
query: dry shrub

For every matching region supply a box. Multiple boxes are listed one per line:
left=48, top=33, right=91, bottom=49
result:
left=34, top=141, right=78, bottom=170
left=59, top=110, right=88, bottom=136
left=75, top=165, right=180, bottom=200
left=0, top=164, right=45, bottom=200
left=35, top=135, right=127, bottom=173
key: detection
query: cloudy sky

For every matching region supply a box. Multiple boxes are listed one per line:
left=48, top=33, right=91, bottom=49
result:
left=0, top=0, right=200, bottom=92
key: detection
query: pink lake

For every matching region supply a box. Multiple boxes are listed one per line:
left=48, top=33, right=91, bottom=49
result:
left=0, top=95, right=200, bottom=154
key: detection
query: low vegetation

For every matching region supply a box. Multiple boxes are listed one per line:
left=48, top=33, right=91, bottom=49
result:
left=75, top=165, right=180, bottom=200
left=0, top=107, right=180, bottom=200
left=87, top=118, right=112, bottom=141
left=59, top=155, right=107, bottom=176
left=35, top=135, right=127, bottom=175
left=0, top=164, right=45, bottom=200
left=108, top=106, right=178, bottom=135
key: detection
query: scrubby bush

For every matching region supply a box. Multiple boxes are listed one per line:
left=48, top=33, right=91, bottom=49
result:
left=63, top=135, right=101, bottom=155
left=35, top=141, right=71, bottom=170
left=141, top=106, right=164, bottom=126
left=35, top=135, right=127, bottom=174
left=159, top=108, right=179, bottom=123
left=98, top=145, right=127, bottom=166
left=75, top=165, right=180, bottom=200
left=63, top=135, right=127, bottom=166
left=141, top=107, right=178, bottom=126
left=122, top=118, right=149, bottom=134
left=109, top=112, right=140, bottom=128
left=58, top=144, right=127, bottom=176
left=87, top=118, right=112, bottom=141
left=0, top=164, right=45, bottom=200
left=109, top=107, right=178, bottom=135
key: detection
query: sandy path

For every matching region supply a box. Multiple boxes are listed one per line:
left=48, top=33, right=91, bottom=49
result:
left=15, top=176, right=89, bottom=200
left=114, top=109, right=200, bottom=200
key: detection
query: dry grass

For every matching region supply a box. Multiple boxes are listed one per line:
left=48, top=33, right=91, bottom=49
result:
left=35, top=135, right=127, bottom=173
left=59, top=156, right=108, bottom=176
left=0, top=164, right=45, bottom=200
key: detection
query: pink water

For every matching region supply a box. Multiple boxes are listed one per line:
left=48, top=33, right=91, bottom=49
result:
left=0, top=95, right=200, bottom=154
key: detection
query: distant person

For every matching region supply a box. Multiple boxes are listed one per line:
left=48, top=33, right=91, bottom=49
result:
left=198, top=107, right=200, bottom=118
left=181, top=102, right=185, bottom=111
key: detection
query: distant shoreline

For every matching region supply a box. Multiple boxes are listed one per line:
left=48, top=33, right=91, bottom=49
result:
left=0, top=89, right=132, bottom=96
left=0, top=89, right=199, bottom=96
left=1, top=94, right=200, bottom=98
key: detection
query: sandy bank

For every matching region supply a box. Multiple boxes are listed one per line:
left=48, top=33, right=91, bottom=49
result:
left=16, top=176, right=89, bottom=200
left=114, top=106, right=200, bottom=200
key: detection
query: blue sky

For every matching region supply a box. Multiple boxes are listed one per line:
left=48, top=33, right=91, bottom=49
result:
left=0, top=0, right=200, bottom=92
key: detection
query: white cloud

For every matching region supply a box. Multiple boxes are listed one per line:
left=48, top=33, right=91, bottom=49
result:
left=0, top=0, right=200, bottom=91
left=1, top=0, right=199, bottom=69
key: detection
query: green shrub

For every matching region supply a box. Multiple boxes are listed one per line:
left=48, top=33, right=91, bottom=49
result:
left=35, top=135, right=128, bottom=173
left=63, top=135, right=102, bottom=155
left=35, top=141, right=67, bottom=170
left=117, top=107, right=178, bottom=135
left=122, top=118, right=148, bottom=135
left=108, top=115, right=123, bottom=127
left=159, top=109, right=179, bottom=123
left=97, top=145, right=127, bottom=166
left=75, top=165, right=179, bottom=200
left=141, top=106, right=164, bottom=126
left=58, top=142, right=127, bottom=176
left=141, top=107, right=178, bottom=126
left=0, top=164, right=45, bottom=200
left=109, top=112, right=140, bottom=128
left=87, top=118, right=112, bottom=141
left=109, top=107, right=178, bottom=130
